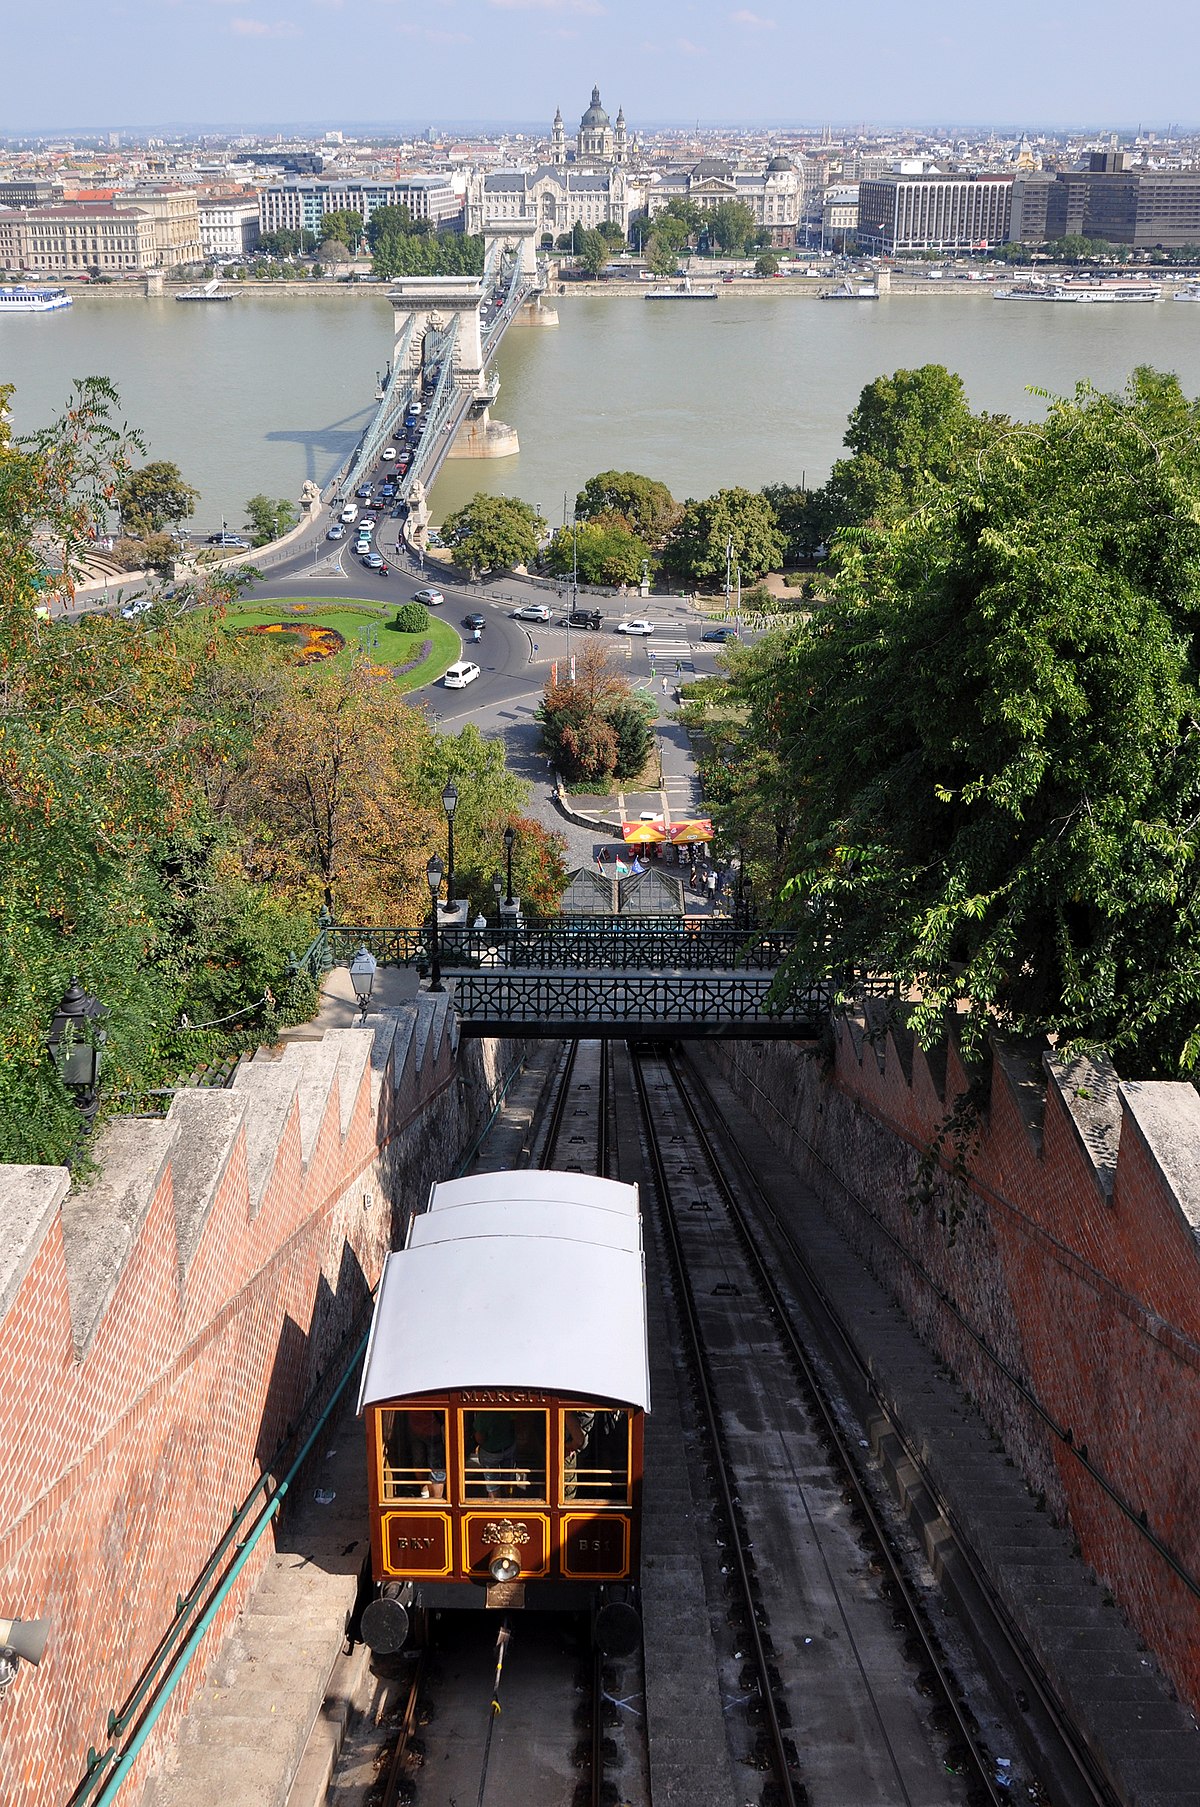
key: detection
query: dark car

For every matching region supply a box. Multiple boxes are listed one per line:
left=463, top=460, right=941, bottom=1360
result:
left=701, top=626, right=740, bottom=643
left=390, top=504, right=405, bottom=519
left=567, top=608, right=603, bottom=630
left=464, top=612, right=486, bottom=630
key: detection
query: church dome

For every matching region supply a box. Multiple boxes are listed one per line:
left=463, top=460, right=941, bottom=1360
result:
left=580, top=85, right=610, bottom=129
left=766, top=153, right=795, bottom=173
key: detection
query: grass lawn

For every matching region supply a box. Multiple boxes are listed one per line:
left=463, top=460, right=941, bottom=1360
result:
left=220, top=600, right=460, bottom=694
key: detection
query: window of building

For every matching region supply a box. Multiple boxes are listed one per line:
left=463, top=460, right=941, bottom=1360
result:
left=463, top=1408, right=548, bottom=1501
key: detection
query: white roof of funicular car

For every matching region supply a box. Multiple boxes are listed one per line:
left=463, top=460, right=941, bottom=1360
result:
left=357, top=1172, right=649, bottom=1413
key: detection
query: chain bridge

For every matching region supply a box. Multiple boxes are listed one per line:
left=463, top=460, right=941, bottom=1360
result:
left=295, top=920, right=892, bottom=1040
left=337, top=221, right=542, bottom=512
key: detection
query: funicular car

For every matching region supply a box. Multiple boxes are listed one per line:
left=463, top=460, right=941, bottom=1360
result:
left=358, top=1171, right=649, bottom=1656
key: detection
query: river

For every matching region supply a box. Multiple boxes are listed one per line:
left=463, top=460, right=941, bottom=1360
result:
left=4, top=288, right=1200, bottom=534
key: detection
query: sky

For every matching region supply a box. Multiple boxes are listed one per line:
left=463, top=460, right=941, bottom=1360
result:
left=5, top=0, right=1200, bottom=135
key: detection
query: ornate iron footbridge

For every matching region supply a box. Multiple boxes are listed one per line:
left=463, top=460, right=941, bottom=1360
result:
left=293, top=920, right=893, bottom=1040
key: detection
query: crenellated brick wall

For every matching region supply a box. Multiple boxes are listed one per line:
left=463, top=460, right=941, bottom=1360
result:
left=0, top=996, right=520, bottom=1807
left=714, top=1012, right=1200, bottom=1716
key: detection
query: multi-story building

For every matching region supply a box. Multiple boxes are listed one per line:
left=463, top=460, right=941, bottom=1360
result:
left=466, top=166, right=641, bottom=240
left=645, top=155, right=802, bottom=245
left=857, top=174, right=1014, bottom=253
left=198, top=196, right=261, bottom=259
left=0, top=202, right=158, bottom=273
left=0, top=178, right=61, bottom=208
left=1021, top=154, right=1200, bottom=248
left=119, top=185, right=204, bottom=266
left=821, top=183, right=859, bottom=251
left=258, top=176, right=461, bottom=239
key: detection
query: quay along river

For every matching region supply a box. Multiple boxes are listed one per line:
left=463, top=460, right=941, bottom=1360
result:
left=4, top=287, right=1200, bottom=534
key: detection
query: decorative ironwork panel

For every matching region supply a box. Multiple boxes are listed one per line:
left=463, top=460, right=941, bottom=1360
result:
left=450, top=971, right=830, bottom=1031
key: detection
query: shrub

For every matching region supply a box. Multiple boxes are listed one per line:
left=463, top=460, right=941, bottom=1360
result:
left=394, top=602, right=429, bottom=632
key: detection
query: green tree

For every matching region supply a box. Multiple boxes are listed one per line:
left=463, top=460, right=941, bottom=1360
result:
left=574, top=228, right=608, bottom=277
left=754, top=368, right=1200, bottom=1077
left=575, top=470, right=680, bottom=546
left=709, top=200, right=756, bottom=254
left=663, top=197, right=704, bottom=241
left=371, top=231, right=484, bottom=279
left=441, top=493, right=546, bottom=576
left=394, top=601, right=429, bottom=632
left=754, top=251, right=780, bottom=277
left=661, top=487, right=785, bottom=586
left=817, top=364, right=993, bottom=539
left=366, top=204, right=415, bottom=249
left=117, top=460, right=200, bottom=536
left=760, top=483, right=825, bottom=562
left=645, top=233, right=681, bottom=277
left=545, top=521, right=650, bottom=587
left=244, top=495, right=299, bottom=547
left=597, top=219, right=626, bottom=246
left=320, top=209, right=365, bottom=250
left=538, top=643, right=654, bottom=786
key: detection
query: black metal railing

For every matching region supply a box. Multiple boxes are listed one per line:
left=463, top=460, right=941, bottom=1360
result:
left=290, top=921, right=809, bottom=977
left=449, top=970, right=830, bottom=1033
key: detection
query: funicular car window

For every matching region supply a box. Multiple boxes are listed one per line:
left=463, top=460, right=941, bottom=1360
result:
left=462, top=1408, right=548, bottom=1502
left=380, top=1407, right=448, bottom=1501
left=560, top=1408, right=632, bottom=1504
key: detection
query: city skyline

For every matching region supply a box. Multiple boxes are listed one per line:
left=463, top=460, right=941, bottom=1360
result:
left=5, top=0, right=1200, bottom=134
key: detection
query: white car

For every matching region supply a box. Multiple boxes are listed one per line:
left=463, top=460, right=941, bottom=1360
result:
left=413, top=587, right=445, bottom=606
left=340, top=503, right=359, bottom=524
left=513, top=603, right=551, bottom=623
left=381, top=446, right=397, bottom=460
left=615, top=618, right=654, bottom=635
left=443, top=660, right=481, bottom=689
left=120, top=596, right=154, bottom=619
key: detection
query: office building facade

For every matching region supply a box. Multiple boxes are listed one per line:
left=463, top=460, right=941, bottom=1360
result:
left=857, top=174, right=1014, bottom=253
left=258, top=177, right=461, bottom=238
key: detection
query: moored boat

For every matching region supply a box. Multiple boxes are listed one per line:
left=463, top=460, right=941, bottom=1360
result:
left=0, top=285, right=72, bottom=313
left=644, top=276, right=718, bottom=301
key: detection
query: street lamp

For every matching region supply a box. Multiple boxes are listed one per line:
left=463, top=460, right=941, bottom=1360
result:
left=47, top=977, right=108, bottom=1131
left=502, top=824, right=516, bottom=906
left=349, top=946, right=377, bottom=1021
left=725, top=535, right=734, bottom=621
left=441, top=778, right=459, bottom=905
left=426, top=854, right=445, bottom=992
left=492, top=871, right=504, bottom=923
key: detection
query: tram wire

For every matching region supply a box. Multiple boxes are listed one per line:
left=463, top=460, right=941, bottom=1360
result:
left=673, top=1046, right=1121, bottom=1807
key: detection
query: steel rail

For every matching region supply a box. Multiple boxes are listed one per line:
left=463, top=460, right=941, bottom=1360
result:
left=379, top=1647, right=430, bottom=1807
left=676, top=1049, right=1120, bottom=1807
left=664, top=1049, right=1072, bottom=1807
left=629, top=1049, right=799, bottom=1807
left=589, top=1645, right=606, bottom=1807
left=538, top=1039, right=580, bottom=1169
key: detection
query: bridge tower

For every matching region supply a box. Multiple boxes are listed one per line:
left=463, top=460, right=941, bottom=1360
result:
left=388, top=275, right=488, bottom=394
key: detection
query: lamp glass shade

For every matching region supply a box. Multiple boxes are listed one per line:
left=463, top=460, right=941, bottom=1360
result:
left=441, top=779, right=459, bottom=819
left=503, top=825, right=515, bottom=851
left=57, top=1038, right=100, bottom=1089
left=426, top=855, right=444, bottom=894
left=349, top=947, right=377, bottom=1004
left=492, top=873, right=503, bottom=896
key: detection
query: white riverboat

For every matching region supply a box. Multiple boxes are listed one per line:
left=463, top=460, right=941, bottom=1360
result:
left=644, top=276, right=718, bottom=301
left=994, top=277, right=1160, bottom=303
left=0, top=285, right=72, bottom=313
left=821, top=278, right=879, bottom=300
left=1173, top=284, right=1200, bottom=301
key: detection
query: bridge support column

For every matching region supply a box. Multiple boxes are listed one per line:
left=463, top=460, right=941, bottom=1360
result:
left=447, top=407, right=519, bottom=459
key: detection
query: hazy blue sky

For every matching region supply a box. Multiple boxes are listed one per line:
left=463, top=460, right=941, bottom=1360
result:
left=7, top=0, right=1200, bottom=133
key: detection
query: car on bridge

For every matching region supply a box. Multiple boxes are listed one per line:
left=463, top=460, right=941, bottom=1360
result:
left=356, top=484, right=373, bottom=500
left=413, top=587, right=445, bottom=607
left=615, top=618, right=654, bottom=635
left=326, top=524, right=346, bottom=540
left=443, top=660, right=481, bottom=688
left=381, top=446, right=397, bottom=461
left=514, top=603, right=551, bottom=623
left=340, top=503, right=359, bottom=523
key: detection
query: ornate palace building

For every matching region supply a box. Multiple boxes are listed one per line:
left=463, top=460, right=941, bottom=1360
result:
left=465, top=87, right=642, bottom=241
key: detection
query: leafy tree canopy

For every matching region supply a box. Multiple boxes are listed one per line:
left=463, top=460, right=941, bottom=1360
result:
left=743, top=367, right=1200, bottom=1077
left=573, top=228, right=608, bottom=277
left=754, top=251, right=779, bottom=277
left=544, top=520, right=650, bottom=588
left=538, top=643, right=654, bottom=786
left=574, top=469, right=680, bottom=547
left=708, top=199, right=757, bottom=254
left=661, top=486, right=785, bottom=585
left=117, top=460, right=200, bottom=536
left=244, top=494, right=298, bottom=547
left=441, top=492, right=546, bottom=576
left=371, top=231, right=484, bottom=279
left=320, top=209, right=365, bottom=249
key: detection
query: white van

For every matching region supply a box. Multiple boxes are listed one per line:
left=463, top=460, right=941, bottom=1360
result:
left=340, top=502, right=359, bottom=524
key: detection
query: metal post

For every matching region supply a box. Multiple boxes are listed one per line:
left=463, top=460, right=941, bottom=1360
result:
left=504, top=825, right=515, bottom=906
left=426, top=853, right=445, bottom=993
left=725, top=535, right=733, bottom=621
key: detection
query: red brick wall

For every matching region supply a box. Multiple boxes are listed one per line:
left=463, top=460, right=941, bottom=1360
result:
left=714, top=1022, right=1200, bottom=1714
left=0, top=1016, right=515, bottom=1807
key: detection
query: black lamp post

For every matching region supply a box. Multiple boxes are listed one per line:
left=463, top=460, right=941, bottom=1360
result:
left=492, top=871, right=504, bottom=924
left=441, top=778, right=459, bottom=905
left=47, top=978, right=108, bottom=1131
left=503, top=824, right=516, bottom=906
left=349, top=946, right=377, bottom=1021
left=426, top=854, right=445, bottom=992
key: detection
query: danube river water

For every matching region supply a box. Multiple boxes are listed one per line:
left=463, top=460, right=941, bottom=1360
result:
left=5, top=287, right=1200, bottom=533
